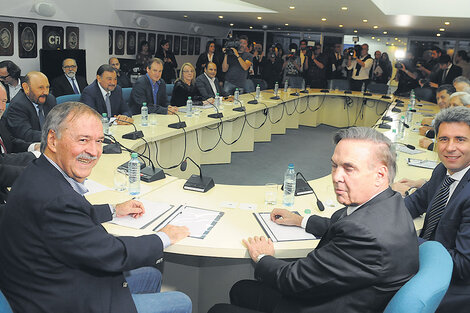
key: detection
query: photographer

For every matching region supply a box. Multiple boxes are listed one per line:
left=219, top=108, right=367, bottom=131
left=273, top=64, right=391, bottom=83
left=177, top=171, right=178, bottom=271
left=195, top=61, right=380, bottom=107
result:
left=346, top=44, right=373, bottom=91
left=394, top=51, right=419, bottom=96
left=222, top=35, right=254, bottom=95
left=251, top=43, right=264, bottom=79
left=306, top=45, right=327, bottom=89
left=262, top=47, right=283, bottom=89
left=282, top=43, right=304, bottom=88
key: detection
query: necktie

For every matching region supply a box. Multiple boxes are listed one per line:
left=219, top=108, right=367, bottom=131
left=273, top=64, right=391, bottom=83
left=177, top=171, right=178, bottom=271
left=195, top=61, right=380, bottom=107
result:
left=38, top=104, right=45, bottom=128
left=71, top=78, right=79, bottom=94
left=442, top=69, right=448, bottom=83
left=421, top=176, right=456, bottom=240
left=105, top=92, right=112, bottom=117
left=0, top=136, right=7, bottom=154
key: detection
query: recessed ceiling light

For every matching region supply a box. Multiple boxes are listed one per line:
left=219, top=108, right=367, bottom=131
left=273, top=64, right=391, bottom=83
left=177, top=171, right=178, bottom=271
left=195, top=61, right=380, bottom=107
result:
left=386, top=42, right=389, bottom=44
left=437, top=33, right=441, bottom=37
left=377, top=38, right=381, bottom=41
left=249, top=26, right=253, bottom=29
left=440, top=28, right=445, bottom=31
left=257, top=16, right=262, bottom=20
left=341, top=6, right=348, bottom=10
left=383, top=31, right=388, bottom=34
left=289, top=6, right=295, bottom=9
left=373, top=25, right=378, bottom=29
left=371, top=36, right=375, bottom=39
left=321, top=18, right=327, bottom=21
left=363, top=19, right=368, bottom=23
left=444, top=21, right=450, bottom=25
left=287, top=33, right=290, bottom=36
left=353, top=30, right=358, bottom=33
left=230, top=23, right=234, bottom=26
left=404, top=43, right=407, bottom=46
left=285, top=23, right=289, bottom=26
left=394, top=37, right=398, bottom=40
left=277, top=27, right=281, bottom=30
left=339, top=24, right=344, bottom=28
left=183, top=15, right=188, bottom=18
left=398, top=39, right=401, bottom=42
left=391, top=43, right=394, bottom=46
left=218, top=15, right=224, bottom=19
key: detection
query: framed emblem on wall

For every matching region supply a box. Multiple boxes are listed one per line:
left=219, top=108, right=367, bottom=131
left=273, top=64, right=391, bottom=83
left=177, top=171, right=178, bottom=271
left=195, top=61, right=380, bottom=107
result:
left=115, top=30, right=125, bottom=55
left=148, top=33, right=156, bottom=55
left=18, top=22, right=37, bottom=58
left=0, top=21, right=14, bottom=56
left=195, top=37, right=201, bottom=55
left=127, top=31, right=136, bottom=55
left=173, top=36, right=180, bottom=55
left=181, top=36, right=188, bottom=56
left=42, top=26, right=64, bottom=50
left=66, top=26, right=79, bottom=49
left=109, top=29, right=113, bottom=54
left=188, top=37, right=194, bottom=55
left=137, top=32, right=146, bottom=50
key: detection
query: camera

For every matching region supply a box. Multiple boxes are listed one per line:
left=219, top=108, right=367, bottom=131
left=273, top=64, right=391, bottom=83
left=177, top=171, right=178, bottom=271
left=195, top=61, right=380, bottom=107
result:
left=347, top=47, right=355, bottom=57
left=224, top=40, right=241, bottom=55
left=395, top=62, right=403, bottom=69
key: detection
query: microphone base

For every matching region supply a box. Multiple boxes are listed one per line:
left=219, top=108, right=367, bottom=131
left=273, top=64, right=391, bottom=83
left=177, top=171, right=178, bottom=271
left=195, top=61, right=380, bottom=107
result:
left=378, top=123, right=391, bottom=129
left=247, top=100, right=258, bottom=104
left=395, top=103, right=404, bottom=107
left=363, top=92, right=373, bottom=96
left=295, top=178, right=314, bottom=196
left=270, top=96, right=280, bottom=100
left=290, top=92, right=300, bottom=96
left=141, top=166, right=165, bottom=183
left=102, top=143, right=122, bottom=154
left=122, top=130, right=144, bottom=140
left=381, top=95, right=391, bottom=99
left=208, top=112, right=224, bottom=118
left=233, top=106, right=246, bottom=112
left=183, top=174, right=215, bottom=193
left=344, top=90, right=352, bottom=94
left=382, top=116, right=393, bottom=122
left=391, top=107, right=402, bottom=113
left=168, top=121, right=187, bottom=129
left=299, top=90, right=309, bottom=93
left=320, top=89, right=330, bottom=93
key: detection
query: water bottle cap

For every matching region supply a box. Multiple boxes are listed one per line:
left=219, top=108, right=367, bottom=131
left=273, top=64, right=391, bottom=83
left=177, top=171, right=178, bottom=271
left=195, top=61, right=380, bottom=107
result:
left=102, top=113, right=107, bottom=117
left=131, top=152, right=138, bottom=158
left=257, top=84, right=259, bottom=87
left=216, top=93, right=219, bottom=96
left=142, top=102, right=147, bottom=106
left=188, top=97, right=192, bottom=100
left=288, top=163, right=294, bottom=168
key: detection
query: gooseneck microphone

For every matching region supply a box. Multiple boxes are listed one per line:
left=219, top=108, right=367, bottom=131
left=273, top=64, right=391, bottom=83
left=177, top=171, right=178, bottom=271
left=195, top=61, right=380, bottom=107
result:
left=296, top=172, right=325, bottom=211
left=116, top=118, right=144, bottom=140
left=207, top=101, right=224, bottom=119
left=247, top=92, right=258, bottom=105
left=168, top=112, right=187, bottom=129
left=180, top=156, right=215, bottom=192
left=233, top=98, right=246, bottom=112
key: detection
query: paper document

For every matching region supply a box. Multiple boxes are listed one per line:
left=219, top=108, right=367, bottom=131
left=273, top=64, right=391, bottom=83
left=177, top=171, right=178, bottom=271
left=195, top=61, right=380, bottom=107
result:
left=407, top=158, right=438, bottom=170
left=111, top=200, right=173, bottom=229
left=396, top=145, right=425, bottom=155
left=254, top=212, right=316, bottom=242
left=155, top=206, right=224, bottom=239
left=84, top=179, right=111, bottom=195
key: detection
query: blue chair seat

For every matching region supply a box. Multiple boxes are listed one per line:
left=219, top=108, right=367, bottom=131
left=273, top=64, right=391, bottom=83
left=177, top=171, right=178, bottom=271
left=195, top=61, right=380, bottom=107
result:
left=56, top=94, right=81, bottom=104
left=122, top=87, right=132, bottom=106
left=166, top=83, right=174, bottom=104
left=0, top=290, right=13, bottom=313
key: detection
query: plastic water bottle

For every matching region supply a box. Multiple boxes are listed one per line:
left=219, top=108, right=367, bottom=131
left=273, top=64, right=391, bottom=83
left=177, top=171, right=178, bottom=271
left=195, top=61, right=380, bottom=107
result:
left=218, top=95, right=224, bottom=111
left=141, top=102, right=148, bottom=126
left=361, top=83, right=365, bottom=93
left=397, top=116, right=405, bottom=139
left=255, top=84, right=261, bottom=100
left=410, top=90, right=416, bottom=109
left=301, top=79, right=306, bottom=91
left=214, top=93, right=220, bottom=110
left=274, top=82, right=279, bottom=96
left=284, top=79, right=289, bottom=92
left=234, top=88, right=240, bottom=103
left=186, top=97, right=193, bottom=117
left=128, top=152, right=140, bottom=196
left=101, top=113, right=109, bottom=135
left=283, top=163, right=296, bottom=207
left=406, top=107, right=413, bottom=125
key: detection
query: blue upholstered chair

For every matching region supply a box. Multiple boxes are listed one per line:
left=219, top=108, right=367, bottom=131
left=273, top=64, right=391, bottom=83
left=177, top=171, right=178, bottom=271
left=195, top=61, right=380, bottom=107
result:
left=166, top=83, right=174, bottom=104
left=122, top=87, right=132, bottom=105
left=384, top=241, right=453, bottom=313
left=0, top=290, right=13, bottom=313
left=328, top=79, right=350, bottom=91
left=56, top=94, right=81, bottom=104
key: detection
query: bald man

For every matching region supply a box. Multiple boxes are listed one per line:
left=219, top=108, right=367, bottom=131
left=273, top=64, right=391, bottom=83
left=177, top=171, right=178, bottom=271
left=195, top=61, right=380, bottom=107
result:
left=51, top=58, right=88, bottom=97
left=5, top=71, right=57, bottom=142
left=109, top=57, right=132, bottom=88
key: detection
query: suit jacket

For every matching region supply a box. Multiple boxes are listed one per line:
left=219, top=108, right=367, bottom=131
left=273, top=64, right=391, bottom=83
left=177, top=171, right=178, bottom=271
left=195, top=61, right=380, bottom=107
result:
left=129, top=75, right=168, bottom=115
left=434, top=64, right=463, bottom=86
left=255, top=188, right=419, bottom=313
left=1, top=76, right=25, bottom=103
left=195, top=53, right=221, bottom=77
left=4, top=90, right=56, bottom=142
left=405, top=163, right=470, bottom=311
left=80, top=80, right=132, bottom=117
left=0, top=151, right=35, bottom=203
left=117, top=71, right=132, bottom=88
left=195, top=73, right=221, bottom=100
left=0, top=155, right=165, bottom=313
left=51, top=74, right=88, bottom=97
left=0, top=117, right=31, bottom=153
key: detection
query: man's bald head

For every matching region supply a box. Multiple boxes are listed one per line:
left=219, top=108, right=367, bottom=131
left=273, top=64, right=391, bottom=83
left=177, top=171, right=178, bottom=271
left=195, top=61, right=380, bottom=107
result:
left=22, top=71, right=50, bottom=105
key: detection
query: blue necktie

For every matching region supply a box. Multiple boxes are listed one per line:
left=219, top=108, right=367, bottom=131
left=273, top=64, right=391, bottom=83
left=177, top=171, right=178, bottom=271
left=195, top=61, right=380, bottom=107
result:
left=38, top=104, right=45, bottom=128
left=71, top=78, right=79, bottom=94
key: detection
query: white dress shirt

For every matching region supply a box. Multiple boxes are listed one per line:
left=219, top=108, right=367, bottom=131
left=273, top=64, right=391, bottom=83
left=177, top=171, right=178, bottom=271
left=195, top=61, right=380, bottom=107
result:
left=204, top=72, right=218, bottom=96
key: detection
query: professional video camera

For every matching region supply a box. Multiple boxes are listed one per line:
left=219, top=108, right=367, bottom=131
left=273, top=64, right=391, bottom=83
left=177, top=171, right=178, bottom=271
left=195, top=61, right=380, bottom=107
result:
left=347, top=47, right=355, bottom=57
left=224, top=40, right=241, bottom=55
left=395, top=61, right=403, bottom=69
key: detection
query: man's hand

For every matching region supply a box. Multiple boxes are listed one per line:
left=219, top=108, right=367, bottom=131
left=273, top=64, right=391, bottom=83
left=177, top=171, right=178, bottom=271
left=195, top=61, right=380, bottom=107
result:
left=391, top=181, right=411, bottom=196
left=419, top=126, right=433, bottom=136
left=421, top=117, right=433, bottom=126
left=270, top=208, right=303, bottom=226
left=160, top=224, right=190, bottom=244
left=115, top=114, right=134, bottom=125
left=242, top=236, right=274, bottom=262
left=204, top=98, right=215, bottom=104
left=232, top=48, right=239, bottom=57
left=419, top=137, right=433, bottom=150
left=167, top=105, right=178, bottom=115
left=115, top=200, right=145, bottom=218
left=397, top=178, right=427, bottom=189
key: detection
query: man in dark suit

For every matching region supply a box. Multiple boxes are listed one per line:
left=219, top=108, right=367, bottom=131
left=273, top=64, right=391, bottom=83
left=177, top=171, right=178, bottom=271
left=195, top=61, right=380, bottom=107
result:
left=4, top=71, right=56, bottom=142
left=433, top=54, right=463, bottom=87
left=129, top=58, right=178, bottom=115
left=109, top=57, right=132, bottom=88
left=209, top=127, right=419, bottom=313
left=402, top=106, right=470, bottom=313
left=0, top=102, right=192, bottom=313
left=0, top=60, right=23, bottom=103
left=195, top=62, right=222, bottom=101
left=80, top=64, right=132, bottom=118
left=50, top=58, right=88, bottom=97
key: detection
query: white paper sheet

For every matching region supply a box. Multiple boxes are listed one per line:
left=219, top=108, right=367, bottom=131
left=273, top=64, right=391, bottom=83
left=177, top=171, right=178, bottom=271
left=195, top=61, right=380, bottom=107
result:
left=396, top=145, right=425, bottom=155
left=407, top=158, right=438, bottom=170
left=84, top=179, right=111, bottom=195
left=111, top=200, right=173, bottom=229
left=255, top=212, right=316, bottom=242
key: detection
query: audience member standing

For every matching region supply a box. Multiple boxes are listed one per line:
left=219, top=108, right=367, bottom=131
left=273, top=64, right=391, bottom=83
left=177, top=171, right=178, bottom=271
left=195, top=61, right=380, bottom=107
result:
left=455, top=50, right=470, bottom=79
left=328, top=43, right=345, bottom=79
left=155, top=39, right=178, bottom=84
left=306, top=45, right=327, bottom=89
left=136, top=41, right=152, bottom=73
left=380, top=52, right=393, bottom=84
left=195, top=41, right=220, bottom=78
left=222, top=35, right=254, bottom=95
left=347, top=44, right=373, bottom=91
left=261, top=49, right=283, bottom=89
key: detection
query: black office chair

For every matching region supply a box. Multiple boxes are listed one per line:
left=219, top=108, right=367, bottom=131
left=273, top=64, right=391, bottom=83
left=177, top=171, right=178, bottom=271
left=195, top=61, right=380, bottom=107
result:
left=328, top=79, right=350, bottom=91
left=367, top=82, right=389, bottom=95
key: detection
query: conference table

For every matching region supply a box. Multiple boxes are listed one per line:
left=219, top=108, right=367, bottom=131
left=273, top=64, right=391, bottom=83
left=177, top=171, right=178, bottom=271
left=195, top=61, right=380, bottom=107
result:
left=85, top=88, right=439, bottom=313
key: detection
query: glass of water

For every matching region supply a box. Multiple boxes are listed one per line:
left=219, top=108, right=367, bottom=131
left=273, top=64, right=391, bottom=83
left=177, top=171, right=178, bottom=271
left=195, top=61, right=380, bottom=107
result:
left=265, top=183, right=277, bottom=206
left=114, top=168, right=127, bottom=192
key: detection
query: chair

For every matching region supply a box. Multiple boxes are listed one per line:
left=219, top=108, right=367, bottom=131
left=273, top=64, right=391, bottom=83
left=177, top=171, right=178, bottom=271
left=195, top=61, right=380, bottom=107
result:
left=384, top=241, right=453, bottom=313
left=0, top=290, right=14, bottom=313
left=328, top=79, right=350, bottom=91
left=166, top=83, right=174, bottom=104
left=122, top=87, right=132, bottom=106
left=56, top=94, right=81, bottom=104
left=367, top=82, right=389, bottom=95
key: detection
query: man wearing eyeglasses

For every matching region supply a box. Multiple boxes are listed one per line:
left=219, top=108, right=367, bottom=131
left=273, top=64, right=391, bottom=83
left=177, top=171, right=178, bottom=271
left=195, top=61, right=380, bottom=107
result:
left=0, top=60, right=24, bottom=103
left=50, top=58, right=88, bottom=97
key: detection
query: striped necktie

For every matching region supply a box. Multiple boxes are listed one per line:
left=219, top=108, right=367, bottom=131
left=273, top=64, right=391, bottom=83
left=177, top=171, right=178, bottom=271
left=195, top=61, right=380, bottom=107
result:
left=421, top=176, right=456, bottom=240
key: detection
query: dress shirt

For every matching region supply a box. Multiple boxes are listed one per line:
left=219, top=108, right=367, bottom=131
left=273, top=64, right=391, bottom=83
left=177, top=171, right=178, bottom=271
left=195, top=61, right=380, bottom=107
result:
left=204, top=73, right=218, bottom=96
left=146, top=74, right=160, bottom=105
left=66, top=75, right=81, bottom=93
left=97, top=83, right=112, bottom=115
left=44, top=155, right=171, bottom=247
left=207, top=53, right=213, bottom=63
left=446, top=164, right=470, bottom=205
left=8, top=79, right=22, bottom=100
left=347, top=55, right=373, bottom=80
left=442, top=64, right=452, bottom=83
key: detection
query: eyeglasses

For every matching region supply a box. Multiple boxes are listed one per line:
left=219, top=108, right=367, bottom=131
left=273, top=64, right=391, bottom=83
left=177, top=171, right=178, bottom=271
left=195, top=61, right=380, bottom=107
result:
left=182, top=70, right=194, bottom=73
left=0, top=74, right=10, bottom=80
left=63, top=65, right=77, bottom=69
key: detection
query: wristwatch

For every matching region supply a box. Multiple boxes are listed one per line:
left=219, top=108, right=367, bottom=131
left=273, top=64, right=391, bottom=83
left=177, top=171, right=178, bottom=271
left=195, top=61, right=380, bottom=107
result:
left=405, top=187, right=417, bottom=197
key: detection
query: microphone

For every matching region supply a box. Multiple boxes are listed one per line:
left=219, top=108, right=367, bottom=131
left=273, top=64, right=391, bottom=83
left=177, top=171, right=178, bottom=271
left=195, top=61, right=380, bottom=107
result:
left=296, top=172, right=325, bottom=211
left=168, top=112, right=187, bottom=129
left=232, top=98, right=246, bottom=112
left=247, top=92, right=258, bottom=105
left=117, top=146, right=165, bottom=182
left=116, top=118, right=144, bottom=140
left=207, top=100, right=224, bottom=119
left=180, top=156, right=215, bottom=192
left=290, top=87, right=300, bottom=96
left=320, top=89, right=330, bottom=93
left=102, top=134, right=122, bottom=154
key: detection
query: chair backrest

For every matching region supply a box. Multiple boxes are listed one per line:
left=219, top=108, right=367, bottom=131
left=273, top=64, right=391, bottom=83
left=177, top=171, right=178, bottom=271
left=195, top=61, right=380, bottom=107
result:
left=56, top=93, right=81, bottom=104
left=367, top=82, right=389, bottom=95
left=0, top=290, right=14, bottom=313
left=383, top=241, right=453, bottom=313
left=328, top=79, right=350, bottom=91
left=121, top=87, right=132, bottom=105
left=166, top=83, right=174, bottom=103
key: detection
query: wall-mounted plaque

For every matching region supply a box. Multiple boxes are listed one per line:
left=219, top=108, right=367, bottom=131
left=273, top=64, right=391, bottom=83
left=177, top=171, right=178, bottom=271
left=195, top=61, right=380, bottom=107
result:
left=165, top=35, right=173, bottom=53
left=195, top=37, right=201, bottom=55
left=109, top=29, right=113, bottom=54
left=115, top=30, right=125, bottom=55
left=0, top=21, right=14, bottom=56
left=188, top=37, right=194, bottom=55
left=181, top=36, right=188, bottom=56
left=173, top=36, right=180, bottom=55
left=18, top=22, right=37, bottom=58
left=148, top=33, right=156, bottom=55
left=137, top=32, right=146, bottom=51
left=66, top=26, right=79, bottom=49
left=127, top=31, right=136, bottom=55
left=42, top=26, right=64, bottom=50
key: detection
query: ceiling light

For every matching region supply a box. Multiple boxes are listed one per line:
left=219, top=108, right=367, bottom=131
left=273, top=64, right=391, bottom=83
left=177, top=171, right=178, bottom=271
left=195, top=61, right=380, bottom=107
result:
left=444, top=21, right=450, bottom=25
left=277, top=27, right=281, bottom=30
left=230, top=23, right=234, bottom=26
left=391, top=43, right=394, bottom=46
left=339, top=24, right=344, bottom=28
left=440, top=28, right=445, bottom=31
left=363, top=19, right=368, bottom=23
left=394, top=37, right=398, bottom=40
left=289, top=6, right=295, bottom=9
left=341, top=7, right=348, bottom=10
left=321, top=18, right=327, bottom=21
left=437, top=33, right=441, bottom=37
left=371, top=36, right=375, bottom=39
left=377, top=38, right=381, bottom=41
left=373, top=25, right=378, bottom=29
left=353, top=30, right=358, bottom=33
left=183, top=15, right=188, bottom=18
left=249, top=26, right=253, bottom=29
left=383, top=31, right=388, bottom=34
left=257, top=16, right=262, bottom=20
left=285, top=23, right=289, bottom=26
left=218, top=15, right=224, bottom=19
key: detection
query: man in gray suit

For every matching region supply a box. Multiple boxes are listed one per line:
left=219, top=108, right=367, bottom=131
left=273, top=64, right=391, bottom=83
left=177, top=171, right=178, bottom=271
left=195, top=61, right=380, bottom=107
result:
left=209, top=127, right=419, bottom=313
left=195, top=62, right=222, bottom=103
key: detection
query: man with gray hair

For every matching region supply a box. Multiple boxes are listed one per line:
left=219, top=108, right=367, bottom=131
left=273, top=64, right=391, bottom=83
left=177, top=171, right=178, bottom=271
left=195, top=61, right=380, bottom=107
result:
left=453, top=76, right=470, bottom=93
left=50, top=58, right=88, bottom=97
left=209, top=127, right=418, bottom=313
left=0, top=102, right=192, bottom=313
left=403, top=106, right=470, bottom=312
left=449, top=91, right=470, bottom=107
